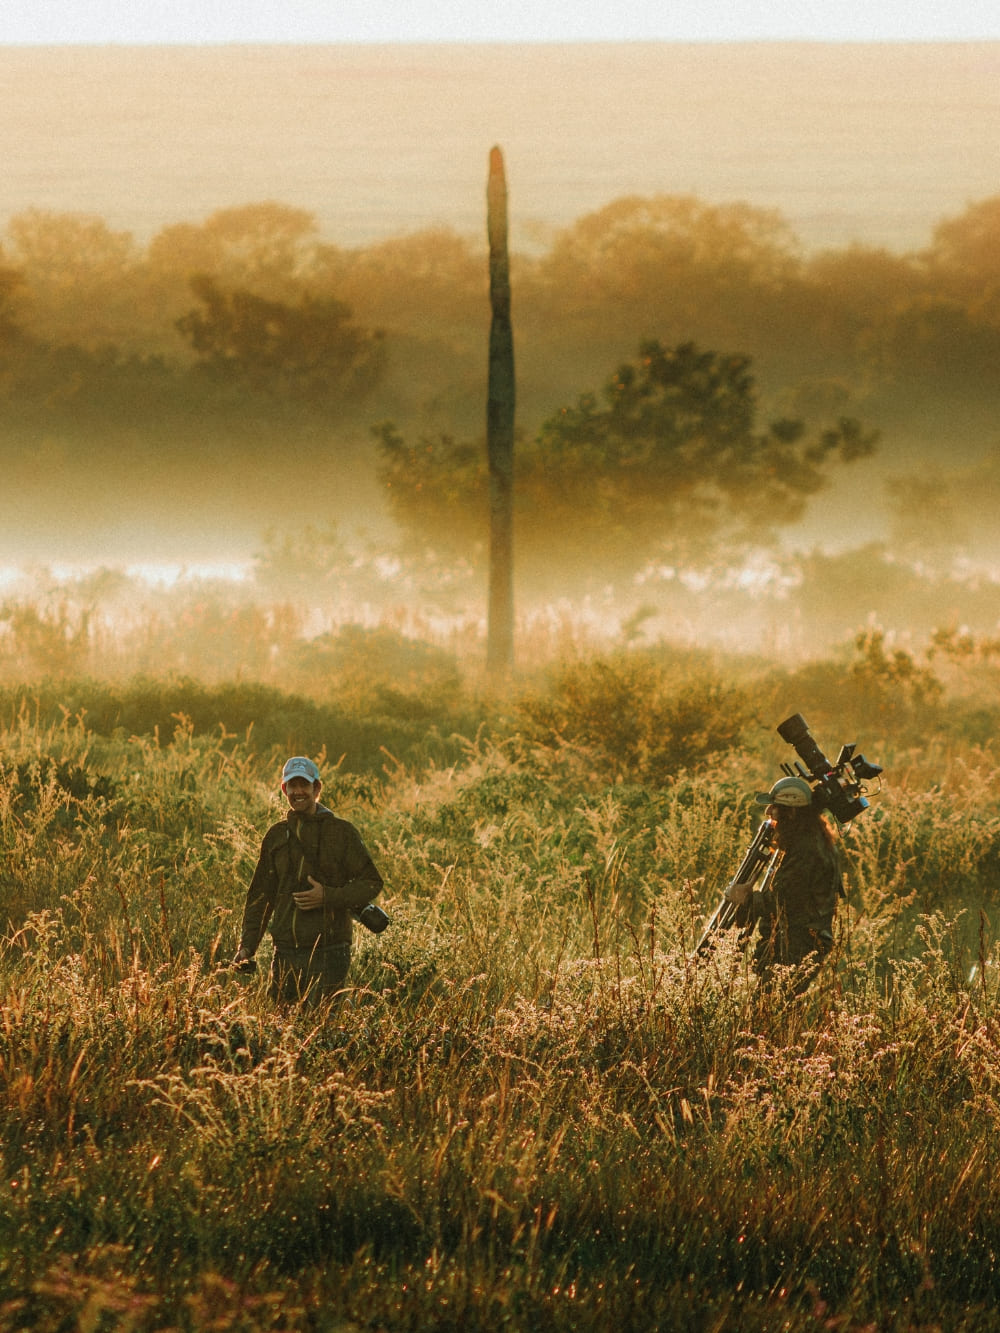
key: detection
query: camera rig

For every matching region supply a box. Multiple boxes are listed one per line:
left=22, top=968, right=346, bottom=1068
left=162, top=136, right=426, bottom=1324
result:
left=775, top=712, right=882, bottom=825
left=692, top=713, right=882, bottom=957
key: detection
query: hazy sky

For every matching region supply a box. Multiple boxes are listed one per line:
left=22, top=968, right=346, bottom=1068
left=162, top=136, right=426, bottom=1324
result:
left=2, top=1, right=999, bottom=45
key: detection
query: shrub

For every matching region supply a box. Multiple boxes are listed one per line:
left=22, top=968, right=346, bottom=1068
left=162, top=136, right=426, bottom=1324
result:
left=516, top=650, right=754, bottom=784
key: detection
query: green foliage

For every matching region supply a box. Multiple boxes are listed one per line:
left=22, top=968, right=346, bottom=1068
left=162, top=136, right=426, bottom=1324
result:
left=526, top=340, right=876, bottom=560
left=10, top=191, right=1000, bottom=599
left=3, top=208, right=140, bottom=349
left=515, top=650, right=755, bottom=785
left=0, top=260, right=24, bottom=352
left=1, top=189, right=1000, bottom=453
left=0, top=670, right=473, bottom=780
left=527, top=194, right=800, bottom=365
left=147, top=202, right=322, bottom=300
left=373, top=419, right=487, bottom=550
left=849, top=625, right=945, bottom=719
left=862, top=296, right=1000, bottom=397
left=375, top=340, right=877, bottom=585
left=176, top=273, right=386, bottom=403
left=925, top=195, right=1000, bottom=314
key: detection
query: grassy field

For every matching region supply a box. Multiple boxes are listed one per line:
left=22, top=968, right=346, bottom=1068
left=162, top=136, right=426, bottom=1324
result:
left=2, top=638, right=1000, bottom=1330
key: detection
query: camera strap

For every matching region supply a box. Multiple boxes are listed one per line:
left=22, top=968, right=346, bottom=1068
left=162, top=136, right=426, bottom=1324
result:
left=287, top=818, right=322, bottom=886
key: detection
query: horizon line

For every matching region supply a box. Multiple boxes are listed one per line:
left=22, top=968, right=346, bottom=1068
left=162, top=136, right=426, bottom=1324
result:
left=3, top=36, right=1000, bottom=50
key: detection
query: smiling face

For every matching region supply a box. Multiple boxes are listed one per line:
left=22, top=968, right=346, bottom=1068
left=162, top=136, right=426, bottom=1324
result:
left=282, top=776, right=321, bottom=816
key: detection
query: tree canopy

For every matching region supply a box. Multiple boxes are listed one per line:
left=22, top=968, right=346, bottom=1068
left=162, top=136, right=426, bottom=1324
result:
left=176, top=274, right=385, bottom=404
left=377, top=339, right=878, bottom=586
left=5, top=188, right=1000, bottom=575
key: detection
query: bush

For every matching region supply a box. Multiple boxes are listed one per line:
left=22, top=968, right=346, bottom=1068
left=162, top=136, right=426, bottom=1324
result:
left=516, top=650, right=754, bottom=784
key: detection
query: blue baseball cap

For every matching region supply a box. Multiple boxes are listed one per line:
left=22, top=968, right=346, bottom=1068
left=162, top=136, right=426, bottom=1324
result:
left=281, top=756, right=320, bottom=784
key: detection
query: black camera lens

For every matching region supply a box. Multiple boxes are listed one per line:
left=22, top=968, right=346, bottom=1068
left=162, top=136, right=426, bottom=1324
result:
left=777, top=713, right=810, bottom=745
left=777, top=714, right=830, bottom=777
left=354, top=902, right=390, bottom=934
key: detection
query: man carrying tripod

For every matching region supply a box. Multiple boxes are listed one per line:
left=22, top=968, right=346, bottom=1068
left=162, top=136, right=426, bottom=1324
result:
left=723, top=775, right=843, bottom=984
left=233, top=756, right=385, bottom=1007
left=696, top=713, right=881, bottom=989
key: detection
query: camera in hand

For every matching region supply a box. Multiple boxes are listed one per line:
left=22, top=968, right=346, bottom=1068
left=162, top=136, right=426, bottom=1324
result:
left=353, top=902, right=390, bottom=934
left=776, top=713, right=882, bottom=824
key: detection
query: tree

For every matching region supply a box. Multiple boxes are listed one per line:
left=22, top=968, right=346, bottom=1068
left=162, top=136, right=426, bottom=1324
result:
left=804, top=244, right=922, bottom=322
left=176, top=274, right=385, bottom=404
left=522, top=340, right=877, bottom=570
left=798, top=244, right=924, bottom=372
left=148, top=202, right=321, bottom=299
left=860, top=296, right=1000, bottom=399
left=145, top=203, right=328, bottom=358
left=0, top=260, right=29, bottom=393
left=527, top=195, right=800, bottom=349
left=375, top=339, right=877, bottom=587
left=924, top=196, right=1000, bottom=291
left=322, top=226, right=485, bottom=330
left=3, top=209, right=141, bottom=348
left=0, top=262, right=25, bottom=346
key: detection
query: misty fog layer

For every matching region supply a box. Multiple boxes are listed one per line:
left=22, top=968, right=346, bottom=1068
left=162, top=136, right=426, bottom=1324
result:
left=3, top=43, right=1000, bottom=657
left=4, top=189, right=1000, bottom=563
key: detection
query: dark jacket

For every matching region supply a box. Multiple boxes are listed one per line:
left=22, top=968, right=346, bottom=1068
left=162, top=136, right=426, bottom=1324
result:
left=238, top=803, right=383, bottom=956
left=752, top=835, right=842, bottom=966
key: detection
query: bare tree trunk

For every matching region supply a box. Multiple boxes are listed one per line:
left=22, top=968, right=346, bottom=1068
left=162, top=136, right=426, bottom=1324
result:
left=486, top=145, right=515, bottom=676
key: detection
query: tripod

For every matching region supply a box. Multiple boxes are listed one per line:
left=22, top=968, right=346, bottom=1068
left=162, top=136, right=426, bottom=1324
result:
left=691, top=816, right=780, bottom=958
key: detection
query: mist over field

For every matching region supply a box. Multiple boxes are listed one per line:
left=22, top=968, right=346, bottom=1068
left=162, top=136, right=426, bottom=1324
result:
left=3, top=41, right=1000, bottom=660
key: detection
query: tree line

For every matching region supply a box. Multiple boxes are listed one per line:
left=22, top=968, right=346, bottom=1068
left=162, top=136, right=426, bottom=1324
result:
left=3, top=193, right=1000, bottom=422
left=3, top=192, right=1000, bottom=585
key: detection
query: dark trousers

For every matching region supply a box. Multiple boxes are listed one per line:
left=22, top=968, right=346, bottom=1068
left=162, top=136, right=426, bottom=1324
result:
left=269, top=942, right=352, bottom=1007
left=754, top=925, right=833, bottom=994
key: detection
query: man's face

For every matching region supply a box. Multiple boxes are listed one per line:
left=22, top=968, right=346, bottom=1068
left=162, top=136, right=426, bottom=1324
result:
left=283, top=777, right=321, bottom=816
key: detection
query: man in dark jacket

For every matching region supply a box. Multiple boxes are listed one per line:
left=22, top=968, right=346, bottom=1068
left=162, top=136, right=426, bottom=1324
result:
left=724, top=775, right=842, bottom=988
left=233, top=756, right=384, bottom=1006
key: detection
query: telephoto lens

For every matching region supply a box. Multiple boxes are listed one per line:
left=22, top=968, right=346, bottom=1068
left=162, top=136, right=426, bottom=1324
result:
left=776, top=713, right=831, bottom=777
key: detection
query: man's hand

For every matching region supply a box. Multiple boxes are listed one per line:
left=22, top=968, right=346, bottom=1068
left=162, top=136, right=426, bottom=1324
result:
left=293, top=875, right=325, bottom=911
left=723, top=880, right=753, bottom=907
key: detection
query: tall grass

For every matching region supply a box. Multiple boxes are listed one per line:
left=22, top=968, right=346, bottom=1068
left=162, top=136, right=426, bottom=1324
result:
left=2, top=652, right=1000, bottom=1329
